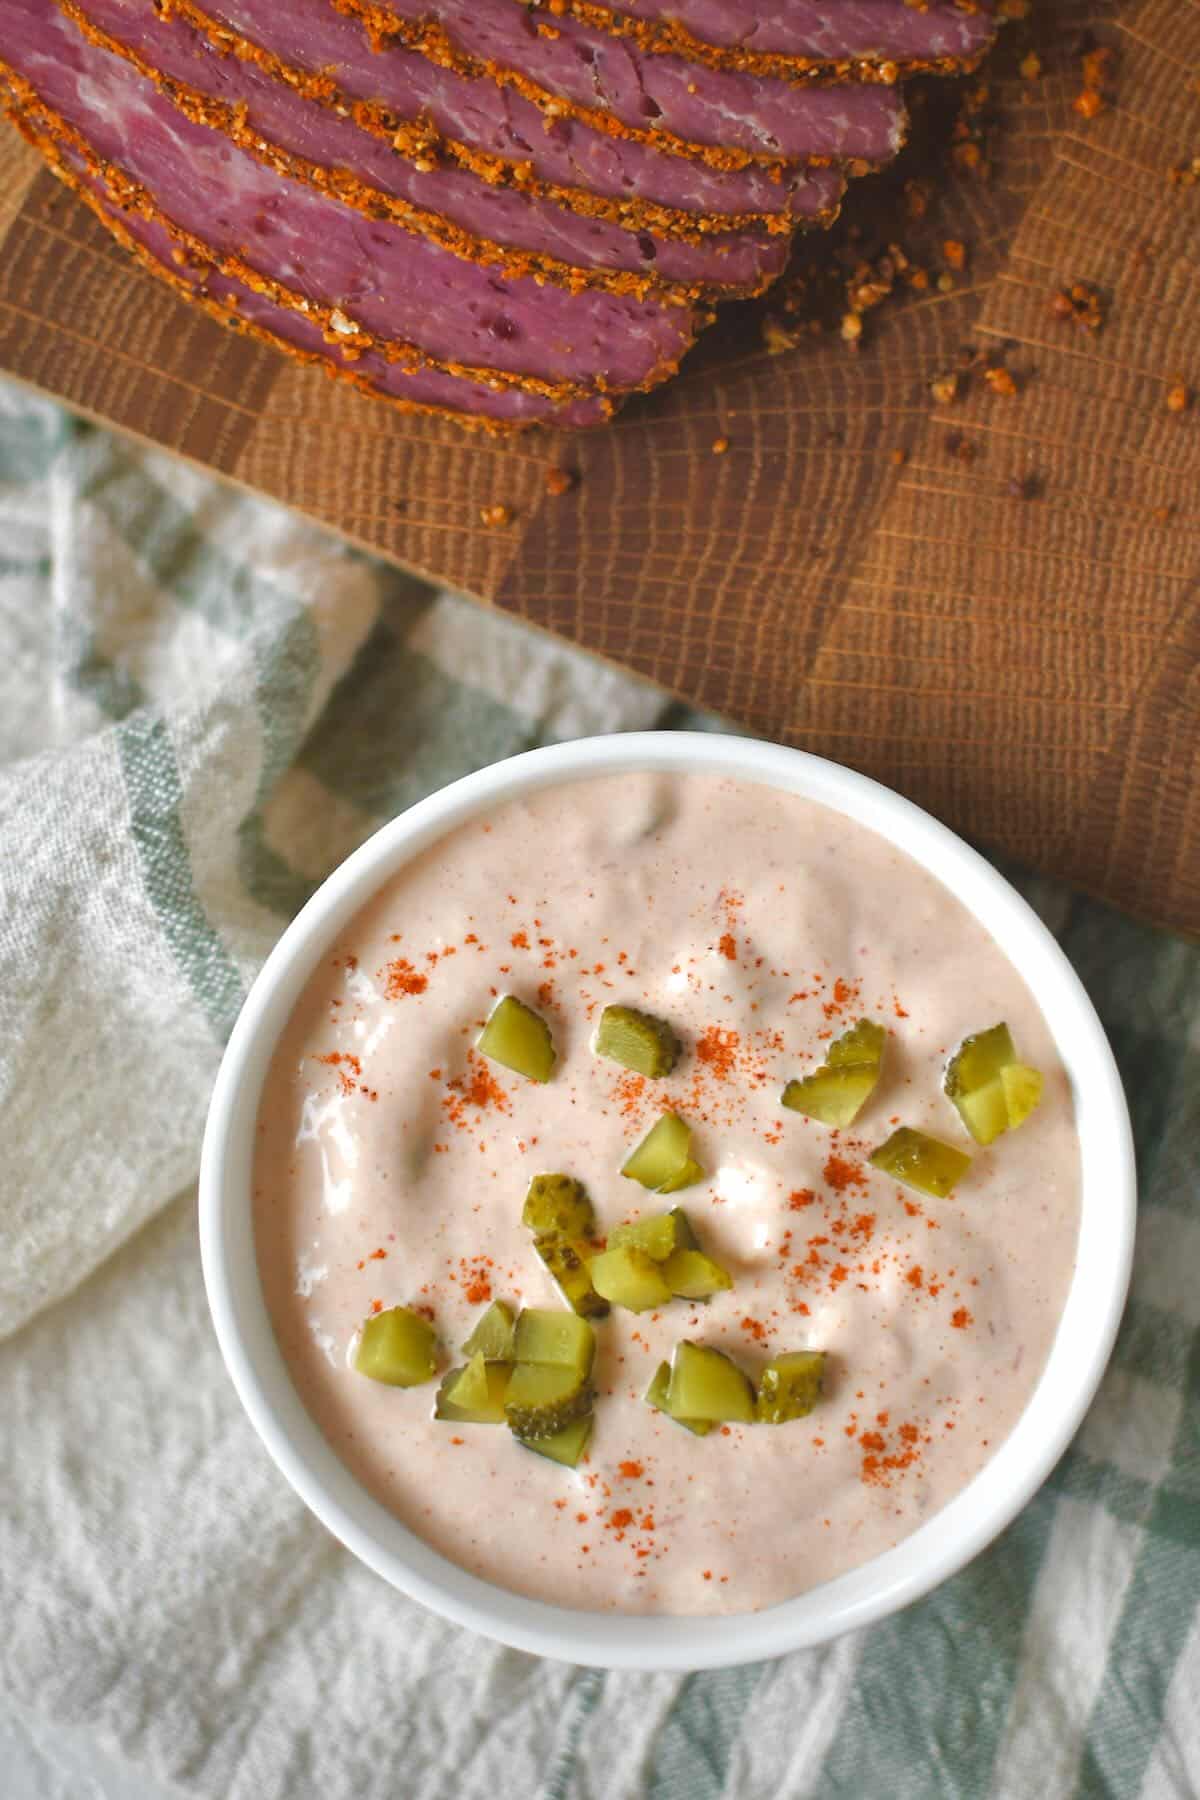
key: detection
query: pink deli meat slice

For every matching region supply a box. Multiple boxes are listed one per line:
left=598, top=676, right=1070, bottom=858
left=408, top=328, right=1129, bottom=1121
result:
left=3, top=0, right=701, bottom=396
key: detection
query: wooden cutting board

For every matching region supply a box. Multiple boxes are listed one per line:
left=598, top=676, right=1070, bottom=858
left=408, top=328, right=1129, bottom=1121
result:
left=2, top=0, right=1197, bottom=936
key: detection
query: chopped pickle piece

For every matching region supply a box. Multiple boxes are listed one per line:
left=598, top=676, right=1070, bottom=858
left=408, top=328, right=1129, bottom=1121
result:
left=595, top=1004, right=681, bottom=1078
left=1001, top=1061, right=1044, bottom=1129
left=661, top=1248, right=733, bottom=1300
left=512, top=1306, right=596, bottom=1378
left=944, top=1023, right=1017, bottom=1096
left=609, top=1206, right=698, bottom=1261
left=534, top=1234, right=610, bottom=1320
left=434, top=1355, right=512, bottom=1424
left=944, top=1023, right=1044, bottom=1145
left=503, top=1362, right=592, bottom=1438
left=515, top=1413, right=594, bottom=1468
left=644, top=1359, right=712, bottom=1436
left=588, top=1244, right=673, bottom=1313
left=827, top=1018, right=887, bottom=1068
left=461, top=1298, right=517, bottom=1362
left=755, top=1351, right=826, bottom=1424
left=781, top=1017, right=886, bottom=1127
left=521, top=1172, right=595, bottom=1239
left=870, top=1126, right=972, bottom=1198
left=667, top=1340, right=755, bottom=1424
left=657, top=1156, right=706, bottom=1195
left=476, top=994, right=556, bottom=1083
left=622, top=1112, right=702, bottom=1191
left=955, top=1081, right=1010, bottom=1147
left=353, top=1305, right=437, bottom=1387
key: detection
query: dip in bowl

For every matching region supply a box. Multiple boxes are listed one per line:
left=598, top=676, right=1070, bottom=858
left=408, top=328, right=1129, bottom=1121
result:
left=200, top=733, right=1134, bottom=1669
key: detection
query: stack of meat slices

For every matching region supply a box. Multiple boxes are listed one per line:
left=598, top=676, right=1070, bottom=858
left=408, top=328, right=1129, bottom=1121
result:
left=0, top=0, right=997, bottom=432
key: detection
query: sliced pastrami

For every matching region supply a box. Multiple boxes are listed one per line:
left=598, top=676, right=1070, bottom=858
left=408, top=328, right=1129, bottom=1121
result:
left=65, top=0, right=803, bottom=298
left=24, top=118, right=610, bottom=429
left=330, top=0, right=909, bottom=164
left=520, top=0, right=996, bottom=78
left=2, top=0, right=701, bottom=395
left=189, top=0, right=855, bottom=232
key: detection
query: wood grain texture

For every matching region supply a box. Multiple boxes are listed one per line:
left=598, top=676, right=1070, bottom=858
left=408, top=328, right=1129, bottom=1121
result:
left=1, top=0, right=1197, bottom=935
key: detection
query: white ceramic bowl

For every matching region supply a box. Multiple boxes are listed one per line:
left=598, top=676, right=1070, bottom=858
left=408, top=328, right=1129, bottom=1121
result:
left=200, top=732, right=1135, bottom=1670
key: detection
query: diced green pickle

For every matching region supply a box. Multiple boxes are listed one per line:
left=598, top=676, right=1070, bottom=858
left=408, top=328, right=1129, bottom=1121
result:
left=657, top=1156, right=706, bottom=1195
left=667, top=1340, right=755, bottom=1424
left=781, top=1017, right=886, bottom=1127
left=870, top=1126, right=972, bottom=1198
left=1001, top=1062, right=1044, bottom=1129
left=827, top=1019, right=887, bottom=1068
left=476, top=994, right=556, bottom=1083
left=755, top=1351, right=826, bottom=1424
left=622, top=1112, right=702, bottom=1191
left=644, top=1359, right=712, bottom=1436
left=461, top=1298, right=517, bottom=1362
left=434, top=1355, right=512, bottom=1424
left=661, top=1248, right=733, bottom=1300
left=535, top=1234, right=610, bottom=1320
left=944, top=1023, right=1017, bottom=1096
left=515, top=1413, right=594, bottom=1468
left=595, top=1004, right=681, bottom=1078
left=610, top=1207, right=698, bottom=1262
left=588, top=1244, right=673, bottom=1313
left=354, top=1305, right=437, bottom=1387
left=944, top=1023, right=1044, bottom=1145
left=522, top=1173, right=595, bottom=1239
left=512, top=1306, right=596, bottom=1378
left=503, top=1362, right=592, bottom=1438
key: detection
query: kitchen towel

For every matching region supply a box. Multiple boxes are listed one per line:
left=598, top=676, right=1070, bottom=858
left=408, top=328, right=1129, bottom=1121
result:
left=1, top=376, right=1197, bottom=1800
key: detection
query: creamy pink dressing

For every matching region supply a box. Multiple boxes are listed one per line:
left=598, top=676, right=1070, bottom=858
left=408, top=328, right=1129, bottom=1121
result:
left=253, top=774, right=1080, bottom=1616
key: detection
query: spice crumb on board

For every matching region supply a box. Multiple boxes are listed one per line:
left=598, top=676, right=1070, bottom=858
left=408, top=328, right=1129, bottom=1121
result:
left=1050, top=282, right=1106, bottom=334
left=544, top=466, right=575, bottom=497
left=711, top=435, right=730, bottom=455
left=1166, top=383, right=1192, bottom=414
left=480, top=504, right=513, bottom=527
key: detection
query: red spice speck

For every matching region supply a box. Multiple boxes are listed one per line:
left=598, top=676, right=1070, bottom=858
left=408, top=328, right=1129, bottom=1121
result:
left=383, top=957, right=428, bottom=999
left=951, top=1307, right=974, bottom=1330
left=696, top=1025, right=739, bottom=1080
left=824, top=1153, right=867, bottom=1193
left=368, top=1247, right=387, bottom=1261
left=829, top=1264, right=849, bottom=1288
left=370, top=1299, right=383, bottom=1314
left=609, top=1508, right=635, bottom=1532
left=717, top=932, right=737, bottom=961
left=789, top=1188, right=817, bottom=1210
left=741, top=1316, right=768, bottom=1342
left=907, top=1266, right=925, bottom=1289
left=618, top=1461, right=644, bottom=1479
left=511, top=930, right=529, bottom=949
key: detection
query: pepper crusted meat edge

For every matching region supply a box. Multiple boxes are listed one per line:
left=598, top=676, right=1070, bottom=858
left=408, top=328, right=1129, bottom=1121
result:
left=328, top=0, right=909, bottom=173
left=4, top=104, right=615, bottom=432
left=2, top=103, right=611, bottom=432
left=58, top=0, right=806, bottom=304
left=106, top=0, right=855, bottom=242
left=1, top=72, right=710, bottom=402
left=516, top=0, right=995, bottom=84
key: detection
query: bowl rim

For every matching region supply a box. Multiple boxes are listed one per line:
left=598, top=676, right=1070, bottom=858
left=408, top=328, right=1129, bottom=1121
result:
left=199, top=731, right=1136, bottom=1671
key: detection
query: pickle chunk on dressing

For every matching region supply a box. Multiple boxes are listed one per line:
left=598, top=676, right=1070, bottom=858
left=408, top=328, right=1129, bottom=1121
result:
left=660, top=1248, right=733, bottom=1300
left=944, top=1022, right=1045, bottom=1146
left=534, top=1234, right=610, bottom=1319
left=782, top=1018, right=886, bottom=1128
left=644, top=1360, right=712, bottom=1436
left=667, top=1341, right=755, bottom=1424
left=610, top=1206, right=698, bottom=1261
left=522, top=1173, right=595, bottom=1239
left=595, top=1004, right=681, bottom=1078
left=354, top=1306, right=437, bottom=1387
left=622, top=1112, right=704, bottom=1192
left=512, top=1306, right=595, bottom=1379
left=504, top=1362, right=592, bottom=1438
left=515, top=1414, right=594, bottom=1467
left=756, top=1352, right=825, bottom=1424
left=589, top=1244, right=673, bottom=1313
left=462, top=1299, right=517, bottom=1362
left=870, top=1126, right=972, bottom=1198
left=476, top=994, right=556, bottom=1082
left=435, top=1354, right=511, bottom=1424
